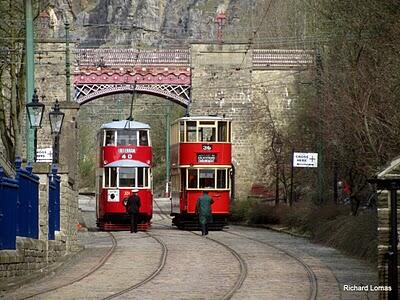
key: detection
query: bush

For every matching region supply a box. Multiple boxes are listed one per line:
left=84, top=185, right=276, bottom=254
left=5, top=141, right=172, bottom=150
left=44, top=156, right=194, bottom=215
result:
left=230, top=198, right=253, bottom=222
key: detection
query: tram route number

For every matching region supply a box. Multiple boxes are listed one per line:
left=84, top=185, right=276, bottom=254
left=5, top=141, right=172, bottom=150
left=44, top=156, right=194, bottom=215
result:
left=121, top=154, right=133, bottom=159
left=202, top=144, right=213, bottom=151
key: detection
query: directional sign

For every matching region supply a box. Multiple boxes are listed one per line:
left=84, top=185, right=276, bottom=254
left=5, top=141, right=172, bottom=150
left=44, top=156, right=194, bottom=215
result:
left=293, top=152, right=318, bottom=168
left=36, top=148, right=53, bottom=162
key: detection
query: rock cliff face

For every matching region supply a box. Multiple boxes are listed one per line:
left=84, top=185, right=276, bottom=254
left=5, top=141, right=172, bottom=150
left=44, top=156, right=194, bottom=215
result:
left=46, top=0, right=306, bottom=49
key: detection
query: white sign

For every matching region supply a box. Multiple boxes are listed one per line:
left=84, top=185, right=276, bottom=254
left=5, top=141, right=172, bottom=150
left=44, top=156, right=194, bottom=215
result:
left=36, top=148, right=53, bottom=162
left=293, top=152, right=318, bottom=168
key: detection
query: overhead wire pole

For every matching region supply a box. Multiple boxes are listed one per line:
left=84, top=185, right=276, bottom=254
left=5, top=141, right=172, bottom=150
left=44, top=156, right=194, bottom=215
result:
left=65, top=16, right=71, bottom=102
left=25, top=0, right=35, bottom=162
left=165, top=101, right=171, bottom=197
left=316, top=48, right=324, bottom=203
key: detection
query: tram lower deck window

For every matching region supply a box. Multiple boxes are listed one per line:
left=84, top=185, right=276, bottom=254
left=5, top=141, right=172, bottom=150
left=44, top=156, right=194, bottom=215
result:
left=199, top=169, right=215, bottom=188
left=117, top=130, right=137, bottom=146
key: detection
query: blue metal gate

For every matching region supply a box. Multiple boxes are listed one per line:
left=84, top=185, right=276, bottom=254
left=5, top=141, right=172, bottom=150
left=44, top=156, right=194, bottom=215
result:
left=0, top=168, right=18, bottom=249
left=48, top=166, right=60, bottom=240
left=15, top=159, right=39, bottom=239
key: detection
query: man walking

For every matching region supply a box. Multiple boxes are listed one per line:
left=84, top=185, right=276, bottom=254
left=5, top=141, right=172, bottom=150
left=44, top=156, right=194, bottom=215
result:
left=125, top=189, right=141, bottom=233
left=196, top=191, right=214, bottom=236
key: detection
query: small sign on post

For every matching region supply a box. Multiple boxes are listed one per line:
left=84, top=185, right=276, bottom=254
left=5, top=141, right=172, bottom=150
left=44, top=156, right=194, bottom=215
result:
left=293, top=152, right=318, bottom=168
left=290, top=150, right=319, bottom=206
left=36, top=148, right=53, bottom=163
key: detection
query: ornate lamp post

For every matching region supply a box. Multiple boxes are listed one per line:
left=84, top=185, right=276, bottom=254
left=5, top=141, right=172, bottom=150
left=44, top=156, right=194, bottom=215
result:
left=25, top=89, right=45, bottom=162
left=48, top=100, right=64, bottom=164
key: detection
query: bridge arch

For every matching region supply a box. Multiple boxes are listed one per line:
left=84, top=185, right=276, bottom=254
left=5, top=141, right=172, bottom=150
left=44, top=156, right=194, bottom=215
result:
left=74, top=83, right=190, bottom=107
left=73, top=49, right=191, bottom=107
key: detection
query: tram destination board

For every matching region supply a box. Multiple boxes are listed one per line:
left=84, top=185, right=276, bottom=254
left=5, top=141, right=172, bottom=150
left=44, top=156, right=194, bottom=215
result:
left=197, top=153, right=217, bottom=163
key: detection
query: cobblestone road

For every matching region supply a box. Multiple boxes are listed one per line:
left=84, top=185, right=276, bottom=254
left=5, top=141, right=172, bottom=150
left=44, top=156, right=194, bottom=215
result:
left=0, top=197, right=377, bottom=300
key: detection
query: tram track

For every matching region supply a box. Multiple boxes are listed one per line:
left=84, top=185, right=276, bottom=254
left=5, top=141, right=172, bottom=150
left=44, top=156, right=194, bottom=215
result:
left=154, top=198, right=248, bottom=300
left=21, top=232, right=118, bottom=300
left=102, top=232, right=168, bottom=300
left=224, top=229, right=319, bottom=300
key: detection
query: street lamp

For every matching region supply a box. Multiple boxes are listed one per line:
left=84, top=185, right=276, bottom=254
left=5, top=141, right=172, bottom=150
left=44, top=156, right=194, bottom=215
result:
left=48, top=100, right=64, bottom=164
left=26, top=89, right=45, bottom=162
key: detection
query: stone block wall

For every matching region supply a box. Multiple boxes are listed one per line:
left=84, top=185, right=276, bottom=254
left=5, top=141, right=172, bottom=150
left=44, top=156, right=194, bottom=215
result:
left=190, top=43, right=309, bottom=199
left=0, top=237, right=66, bottom=281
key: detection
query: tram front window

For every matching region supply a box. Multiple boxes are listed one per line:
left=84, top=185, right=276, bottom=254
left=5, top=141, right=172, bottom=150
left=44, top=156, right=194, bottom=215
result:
left=199, top=169, right=215, bottom=189
left=117, top=130, right=137, bottom=146
left=217, top=169, right=227, bottom=188
left=119, top=168, right=136, bottom=187
left=188, top=169, right=197, bottom=188
left=104, top=167, right=117, bottom=187
left=137, top=168, right=149, bottom=187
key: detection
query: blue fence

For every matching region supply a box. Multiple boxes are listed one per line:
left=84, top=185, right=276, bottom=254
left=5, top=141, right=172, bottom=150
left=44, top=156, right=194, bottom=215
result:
left=0, top=169, right=18, bottom=250
left=15, top=159, right=39, bottom=239
left=48, top=166, right=61, bottom=240
left=0, top=159, right=61, bottom=250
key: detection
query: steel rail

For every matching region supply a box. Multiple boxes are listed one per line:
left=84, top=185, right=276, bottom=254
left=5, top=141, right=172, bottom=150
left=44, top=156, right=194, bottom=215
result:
left=102, top=232, right=168, bottom=300
left=224, top=229, right=319, bottom=300
left=22, top=232, right=117, bottom=299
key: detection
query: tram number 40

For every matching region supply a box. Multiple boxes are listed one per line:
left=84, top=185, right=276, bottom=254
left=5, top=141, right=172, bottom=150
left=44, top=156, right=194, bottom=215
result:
left=121, top=154, right=133, bottom=159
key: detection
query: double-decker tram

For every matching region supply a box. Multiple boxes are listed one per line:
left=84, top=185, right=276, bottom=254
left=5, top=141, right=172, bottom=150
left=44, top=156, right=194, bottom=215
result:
left=170, top=116, right=232, bottom=230
left=96, top=119, right=153, bottom=231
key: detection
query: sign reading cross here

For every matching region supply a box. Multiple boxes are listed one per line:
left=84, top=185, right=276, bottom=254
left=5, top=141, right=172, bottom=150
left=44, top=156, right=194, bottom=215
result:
left=293, top=152, right=318, bottom=168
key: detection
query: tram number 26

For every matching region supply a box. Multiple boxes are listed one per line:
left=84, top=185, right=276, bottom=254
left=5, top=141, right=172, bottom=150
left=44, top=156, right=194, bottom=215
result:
left=121, top=154, right=133, bottom=159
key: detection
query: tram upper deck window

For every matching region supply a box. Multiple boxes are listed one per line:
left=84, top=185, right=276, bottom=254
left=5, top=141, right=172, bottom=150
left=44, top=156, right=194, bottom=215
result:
left=117, top=130, right=137, bottom=146
left=186, top=121, right=197, bottom=142
left=217, top=122, right=228, bottom=142
left=199, top=126, right=216, bottom=142
left=179, top=121, right=185, bottom=142
left=119, top=168, right=136, bottom=187
left=139, top=130, right=148, bottom=146
left=105, top=130, right=115, bottom=146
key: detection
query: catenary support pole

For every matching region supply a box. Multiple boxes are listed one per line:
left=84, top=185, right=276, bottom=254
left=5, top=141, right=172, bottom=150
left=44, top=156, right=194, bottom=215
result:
left=25, top=0, right=35, bottom=162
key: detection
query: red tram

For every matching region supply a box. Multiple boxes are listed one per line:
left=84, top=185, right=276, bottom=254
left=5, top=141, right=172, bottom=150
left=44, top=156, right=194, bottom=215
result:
left=96, top=120, right=153, bottom=231
left=169, top=116, right=233, bottom=229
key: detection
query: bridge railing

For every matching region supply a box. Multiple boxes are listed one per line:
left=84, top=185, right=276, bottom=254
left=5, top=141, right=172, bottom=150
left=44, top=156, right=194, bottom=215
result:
left=75, top=49, right=190, bottom=67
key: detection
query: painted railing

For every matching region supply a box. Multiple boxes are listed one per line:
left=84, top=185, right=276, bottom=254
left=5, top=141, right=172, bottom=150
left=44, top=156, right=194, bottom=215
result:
left=0, top=168, right=18, bottom=249
left=0, top=159, right=61, bottom=249
left=48, top=166, right=61, bottom=240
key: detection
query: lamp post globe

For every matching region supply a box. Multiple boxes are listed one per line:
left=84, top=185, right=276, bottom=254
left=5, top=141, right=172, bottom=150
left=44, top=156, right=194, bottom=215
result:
left=26, top=89, right=45, bottom=129
left=49, top=99, right=64, bottom=164
left=26, top=89, right=45, bottom=162
left=49, top=99, right=64, bottom=135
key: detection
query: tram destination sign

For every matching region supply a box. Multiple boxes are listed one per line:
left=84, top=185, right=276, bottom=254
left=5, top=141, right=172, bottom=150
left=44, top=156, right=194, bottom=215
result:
left=197, top=153, right=217, bottom=163
left=293, top=152, right=318, bottom=168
